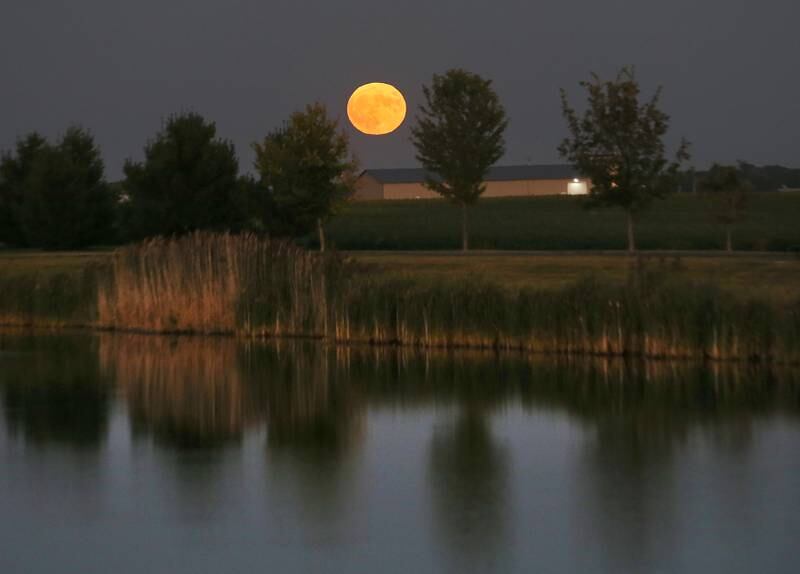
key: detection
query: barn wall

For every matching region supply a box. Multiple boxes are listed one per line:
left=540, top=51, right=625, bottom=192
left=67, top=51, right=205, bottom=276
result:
left=483, top=180, right=572, bottom=197
left=353, top=174, right=384, bottom=200
left=367, top=178, right=591, bottom=200
left=482, top=180, right=531, bottom=197
left=530, top=179, right=572, bottom=196
left=383, top=183, right=439, bottom=200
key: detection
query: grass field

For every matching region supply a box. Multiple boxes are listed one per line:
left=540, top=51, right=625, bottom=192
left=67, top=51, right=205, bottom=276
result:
left=2, top=249, right=800, bottom=305
left=0, top=250, right=110, bottom=276
left=351, top=252, right=800, bottom=305
left=322, top=192, right=800, bottom=251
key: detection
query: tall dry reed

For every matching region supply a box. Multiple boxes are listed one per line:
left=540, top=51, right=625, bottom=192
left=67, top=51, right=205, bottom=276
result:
left=97, top=233, right=346, bottom=335
left=98, top=334, right=249, bottom=443
left=6, top=232, right=800, bottom=362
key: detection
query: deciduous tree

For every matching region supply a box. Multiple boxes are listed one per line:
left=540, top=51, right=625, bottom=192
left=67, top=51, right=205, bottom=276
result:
left=699, top=163, right=751, bottom=252
left=410, top=69, right=507, bottom=251
left=559, top=67, right=690, bottom=252
left=253, top=103, right=357, bottom=251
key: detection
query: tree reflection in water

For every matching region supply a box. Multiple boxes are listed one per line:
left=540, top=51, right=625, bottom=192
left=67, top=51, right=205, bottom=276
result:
left=1, top=329, right=798, bottom=561
left=428, top=405, right=509, bottom=573
left=259, top=343, right=365, bottom=544
left=0, top=332, right=111, bottom=451
left=570, top=360, right=788, bottom=572
left=98, top=335, right=367, bottom=531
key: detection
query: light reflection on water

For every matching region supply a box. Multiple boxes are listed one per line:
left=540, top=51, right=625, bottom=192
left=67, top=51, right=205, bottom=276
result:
left=1, top=330, right=799, bottom=574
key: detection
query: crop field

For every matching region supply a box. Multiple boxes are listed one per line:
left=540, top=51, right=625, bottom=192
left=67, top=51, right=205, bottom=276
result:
left=323, top=192, right=800, bottom=251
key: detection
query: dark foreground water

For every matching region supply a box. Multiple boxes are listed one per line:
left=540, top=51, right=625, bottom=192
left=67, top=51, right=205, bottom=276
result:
left=1, top=331, right=799, bottom=574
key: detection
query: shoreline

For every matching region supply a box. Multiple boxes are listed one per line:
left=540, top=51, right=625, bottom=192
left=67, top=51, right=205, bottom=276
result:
left=2, top=233, right=799, bottom=365
left=2, top=321, right=799, bottom=368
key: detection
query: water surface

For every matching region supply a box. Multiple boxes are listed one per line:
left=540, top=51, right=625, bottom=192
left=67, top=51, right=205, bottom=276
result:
left=1, top=331, right=799, bottom=573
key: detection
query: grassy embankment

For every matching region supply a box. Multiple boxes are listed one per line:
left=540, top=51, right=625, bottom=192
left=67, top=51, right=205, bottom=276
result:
left=0, top=250, right=108, bottom=327
left=322, top=192, right=800, bottom=251
left=1, top=233, right=799, bottom=362
left=354, top=252, right=800, bottom=305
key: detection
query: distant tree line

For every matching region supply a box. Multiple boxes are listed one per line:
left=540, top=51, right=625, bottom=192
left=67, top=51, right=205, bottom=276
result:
left=680, top=163, right=800, bottom=193
left=0, top=104, right=357, bottom=250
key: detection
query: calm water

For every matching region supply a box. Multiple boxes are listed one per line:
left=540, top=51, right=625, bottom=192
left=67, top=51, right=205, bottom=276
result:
left=1, top=331, right=799, bottom=574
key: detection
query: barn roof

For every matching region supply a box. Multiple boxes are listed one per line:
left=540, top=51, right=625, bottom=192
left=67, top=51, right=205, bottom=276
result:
left=361, top=164, right=581, bottom=184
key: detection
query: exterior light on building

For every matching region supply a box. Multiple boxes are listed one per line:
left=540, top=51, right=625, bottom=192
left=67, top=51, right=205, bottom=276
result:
left=567, top=178, right=589, bottom=196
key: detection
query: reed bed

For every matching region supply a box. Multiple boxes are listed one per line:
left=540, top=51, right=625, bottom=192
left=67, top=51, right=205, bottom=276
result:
left=3, top=232, right=800, bottom=362
left=96, top=233, right=348, bottom=335
left=341, top=274, right=800, bottom=362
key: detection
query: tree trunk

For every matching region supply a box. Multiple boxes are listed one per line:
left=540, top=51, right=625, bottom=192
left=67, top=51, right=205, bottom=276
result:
left=317, top=217, right=326, bottom=253
left=461, top=202, right=469, bottom=252
left=725, top=224, right=732, bottom=252
left=626, top=210, right=636, bottom=253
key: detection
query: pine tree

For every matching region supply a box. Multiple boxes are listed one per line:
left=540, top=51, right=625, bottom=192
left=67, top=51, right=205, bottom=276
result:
left=122, top=112, right=244, bottom=239
left=0, top=133, right=48, bottom=247
left=2, top=128, right=115, bottom=249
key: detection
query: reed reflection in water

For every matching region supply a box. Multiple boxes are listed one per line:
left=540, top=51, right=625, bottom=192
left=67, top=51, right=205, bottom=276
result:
left=1, top=330, right=799, bottom=574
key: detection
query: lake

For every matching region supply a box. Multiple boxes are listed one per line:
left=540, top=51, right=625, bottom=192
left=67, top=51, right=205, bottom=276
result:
left=1, top=330, right=799, bottom=573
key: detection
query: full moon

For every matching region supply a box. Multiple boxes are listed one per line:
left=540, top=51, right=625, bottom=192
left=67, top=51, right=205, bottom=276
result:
left=347, top=82, right=407, bottom=135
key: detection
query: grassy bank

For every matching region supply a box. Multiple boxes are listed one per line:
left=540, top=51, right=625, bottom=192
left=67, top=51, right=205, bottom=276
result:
left=0, top=251, right=108, bottom=327
left=322, top=192, right=800, bottom=251
left=4, top=249, right=799, bottom=304
left=1, top=233, right=799, bottom=362
left=353, top=251, right=800, bottom=305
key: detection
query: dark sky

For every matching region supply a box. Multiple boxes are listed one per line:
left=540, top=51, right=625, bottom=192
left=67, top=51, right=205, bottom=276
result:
left=1, top=0, right=798, bottom=179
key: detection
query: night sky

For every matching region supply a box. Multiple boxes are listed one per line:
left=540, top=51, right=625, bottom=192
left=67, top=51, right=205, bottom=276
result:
left=1, top=0, right=798, bottom=178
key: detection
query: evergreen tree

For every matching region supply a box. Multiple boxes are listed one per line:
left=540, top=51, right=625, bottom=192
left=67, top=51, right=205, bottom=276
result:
left=253, top=103, right=357, bottom=251
left=0, top=133, right=48, bottom=247
left=410, top=69, right=507, bottom=251
left=122, top=112, right=244, bottom=239
left=559, top=67, right=690, bottom=252
left=1, top=128, right=114, bottom=249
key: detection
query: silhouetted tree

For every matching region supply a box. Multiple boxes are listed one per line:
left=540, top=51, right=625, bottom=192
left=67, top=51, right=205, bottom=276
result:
left=735, top=162, right=800, bottom=192
left=122, top=112, right=244, bottom=239
left=411, top=69, right=507, bottom=251
left=559, top=67, right=690, bottom=252
left=699, top=163, right=752, bottom=252
left=1, top=129, right=115, bottom=249
left=0, top=133, right=47, bottom=247
left=253, top=103, right=357, bottom=251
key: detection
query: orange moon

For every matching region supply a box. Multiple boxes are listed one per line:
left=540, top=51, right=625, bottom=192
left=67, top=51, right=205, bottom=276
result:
left=347, top=82, right=407, bottom=135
